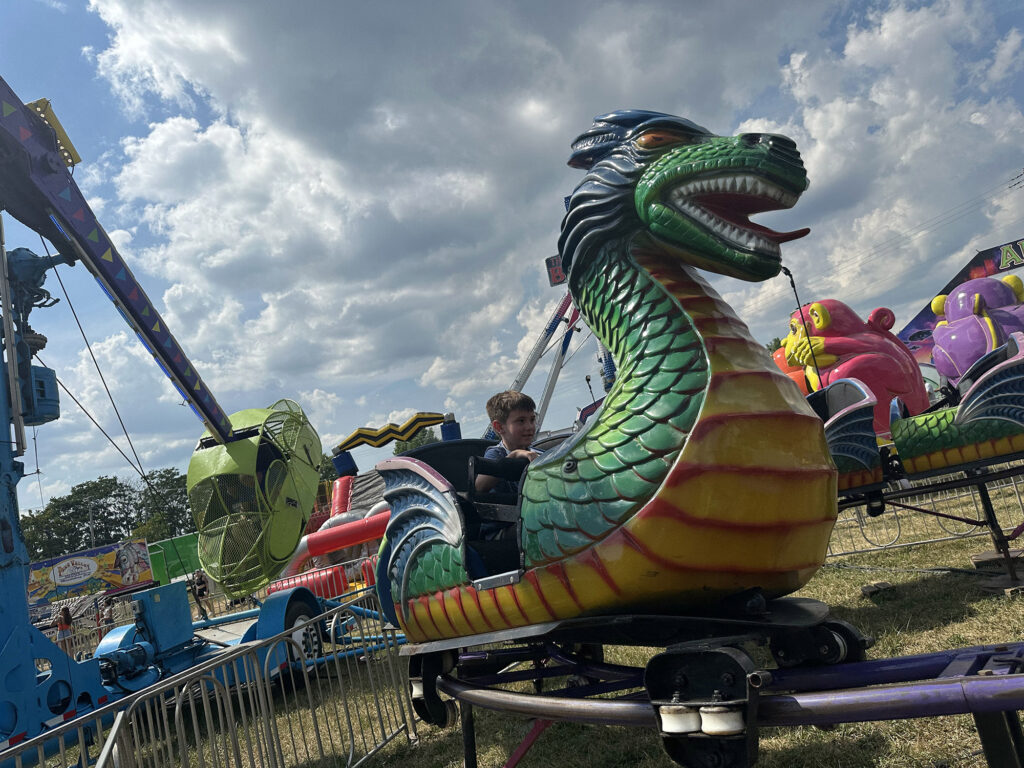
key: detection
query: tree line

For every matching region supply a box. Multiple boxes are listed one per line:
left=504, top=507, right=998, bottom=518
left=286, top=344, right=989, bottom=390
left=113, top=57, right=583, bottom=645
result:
left=20, top=451, right=343, bottom=562
left=19, top=467, right=193, bottom=561
left=18, top=438, right=437, bottom=563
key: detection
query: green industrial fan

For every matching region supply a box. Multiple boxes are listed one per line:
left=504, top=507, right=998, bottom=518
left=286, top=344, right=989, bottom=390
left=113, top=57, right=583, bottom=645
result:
left=187, top=399, right=322, bottom=598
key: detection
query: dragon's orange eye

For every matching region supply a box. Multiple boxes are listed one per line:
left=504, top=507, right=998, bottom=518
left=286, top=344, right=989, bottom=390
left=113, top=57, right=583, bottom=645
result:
left=634, top=131, right=693, bottom=149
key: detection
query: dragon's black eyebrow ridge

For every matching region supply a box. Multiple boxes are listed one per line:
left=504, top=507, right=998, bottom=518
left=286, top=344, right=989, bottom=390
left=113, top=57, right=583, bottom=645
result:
left=567, top=110, right=710, bottom=170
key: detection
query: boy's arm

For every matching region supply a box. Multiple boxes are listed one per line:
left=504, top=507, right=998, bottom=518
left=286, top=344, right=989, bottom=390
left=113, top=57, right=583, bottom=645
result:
left=473, top=450, right=538, bottom=493
left=506, top=449, right=540, bottom=462
left=475, top=444, right=508, bottom=493
left=475, top=473, right=500, bottom=493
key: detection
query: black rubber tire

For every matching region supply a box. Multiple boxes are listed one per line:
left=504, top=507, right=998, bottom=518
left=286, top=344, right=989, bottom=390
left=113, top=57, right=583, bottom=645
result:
left=280, top=600, right=323, bottom=690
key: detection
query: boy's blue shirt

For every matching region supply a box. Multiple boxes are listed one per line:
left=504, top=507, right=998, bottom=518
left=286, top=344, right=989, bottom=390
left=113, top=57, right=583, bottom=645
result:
left=483, top=443, right=517, bottom=496
left=482, top=442, right=544, bottom=497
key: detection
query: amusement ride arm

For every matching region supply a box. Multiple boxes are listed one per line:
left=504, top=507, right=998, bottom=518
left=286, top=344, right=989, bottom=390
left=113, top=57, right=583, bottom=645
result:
left=0, top=77, right=233, bottom=443
left=483, top=292, right=572, bottom=438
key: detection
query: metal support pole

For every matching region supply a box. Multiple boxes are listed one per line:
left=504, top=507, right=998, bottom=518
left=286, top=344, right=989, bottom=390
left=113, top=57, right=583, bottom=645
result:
left=461, top=700, right=478, bottom=768
left=535, top=308, right=579, bottom=434
left=504, top=719, right=554, bottom=768
left=0, top=215, right=24, bottom=456
left=974, top=710, right=1024, bottom=767
left=970, top=468, right=1019, bottom=582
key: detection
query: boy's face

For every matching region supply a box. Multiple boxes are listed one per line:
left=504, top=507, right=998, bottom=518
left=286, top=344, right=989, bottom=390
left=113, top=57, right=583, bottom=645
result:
left=494, top=408, right=536, bottom=450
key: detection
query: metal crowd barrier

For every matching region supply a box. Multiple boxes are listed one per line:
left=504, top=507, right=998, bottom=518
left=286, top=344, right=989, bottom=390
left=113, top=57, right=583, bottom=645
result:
left=37, top=558, right=374, bottom=669
left=829, top=460, right=1024, bottom=557
left=4, top=589, right=416, bottom=768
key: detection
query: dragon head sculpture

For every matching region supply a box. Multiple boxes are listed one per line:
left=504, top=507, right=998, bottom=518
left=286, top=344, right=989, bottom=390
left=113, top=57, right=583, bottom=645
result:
left=560, top=110, right=810, bottom=282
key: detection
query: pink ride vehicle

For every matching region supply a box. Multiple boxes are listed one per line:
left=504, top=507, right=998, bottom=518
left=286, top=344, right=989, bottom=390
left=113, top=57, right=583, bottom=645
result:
left=783, top=299, right=930, bottom=438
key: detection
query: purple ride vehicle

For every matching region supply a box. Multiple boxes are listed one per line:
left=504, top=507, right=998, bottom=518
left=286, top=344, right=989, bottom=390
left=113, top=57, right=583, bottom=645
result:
left=931, top=274, right=1024, bottom=386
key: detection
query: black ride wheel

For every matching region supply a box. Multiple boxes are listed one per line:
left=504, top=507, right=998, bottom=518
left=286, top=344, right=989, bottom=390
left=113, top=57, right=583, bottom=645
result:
left=410, top=652, right=460, bottom=727
left=770, top=617, right=872, bottom=667
left=821, top=618, right=872, bottom=664
left=280, top=600, right=323, bottom=690
left=566, top=643, right=606, bottom=687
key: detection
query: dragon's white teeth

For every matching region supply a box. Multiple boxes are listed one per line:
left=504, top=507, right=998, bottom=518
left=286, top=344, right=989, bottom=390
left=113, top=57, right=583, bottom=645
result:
left=667, top=173, right=790, bottom=254
left=669, top=174, right=796, bottom=207
left=672, top=196, right=779, bottom=254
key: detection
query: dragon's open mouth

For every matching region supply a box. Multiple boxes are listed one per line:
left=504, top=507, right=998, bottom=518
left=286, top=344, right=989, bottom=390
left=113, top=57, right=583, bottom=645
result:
left=668, top=173, right=810, bottom=257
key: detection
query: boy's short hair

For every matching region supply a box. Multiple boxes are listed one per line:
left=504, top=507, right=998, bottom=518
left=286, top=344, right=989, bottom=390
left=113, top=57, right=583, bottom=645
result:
left=486, top=391, right=536, bottom=425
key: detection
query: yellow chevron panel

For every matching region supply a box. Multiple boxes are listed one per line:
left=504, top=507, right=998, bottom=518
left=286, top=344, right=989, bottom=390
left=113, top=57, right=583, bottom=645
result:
left=335, top=412, right=445, bottom=451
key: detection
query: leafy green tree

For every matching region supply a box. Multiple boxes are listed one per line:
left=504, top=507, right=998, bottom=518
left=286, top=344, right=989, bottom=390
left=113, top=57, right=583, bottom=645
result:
left=319, top=452, right=339, bottom=484
left=20, top=467, right=195, bottom=560
left=765, top=337, right=784, bottom=352
left=72, top=476, right=135, bottom=549
left=19, top=506, right=76, bottom=561
left=132, top=468, right=192, bottom=543
left=21, top=476, right=136, bottom=558
left=393, top=427, right=439, bottom=455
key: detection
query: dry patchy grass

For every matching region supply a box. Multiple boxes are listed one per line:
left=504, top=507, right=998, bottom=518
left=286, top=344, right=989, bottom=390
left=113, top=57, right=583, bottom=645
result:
left=379, top=536, right=1024, bottom=768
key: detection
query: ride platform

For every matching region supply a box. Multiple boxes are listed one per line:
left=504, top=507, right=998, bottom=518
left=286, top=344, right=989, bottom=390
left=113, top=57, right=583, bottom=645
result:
left=403, top=596, right=1024, bottom=768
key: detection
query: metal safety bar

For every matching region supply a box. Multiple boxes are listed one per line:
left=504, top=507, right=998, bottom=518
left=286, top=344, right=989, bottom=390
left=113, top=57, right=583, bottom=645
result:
left=2, top=589, right=415, bottom=768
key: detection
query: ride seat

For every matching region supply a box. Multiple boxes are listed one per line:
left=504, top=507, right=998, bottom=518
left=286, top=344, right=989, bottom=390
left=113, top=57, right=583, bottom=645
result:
left=392, top=438, right=525, bottom=576
left=462, top=454, right=528, bottom=576
left=805, top=378, right=874, bottom=423
left=400, top=438, right=497, bottom=494
left=922, top=335, right=1023, bottom=412
left=956, top=335, right=1020, bottom=398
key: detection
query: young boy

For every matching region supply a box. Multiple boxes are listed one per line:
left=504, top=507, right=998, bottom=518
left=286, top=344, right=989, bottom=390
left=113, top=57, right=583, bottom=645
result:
left=475, top=391, right=541, bottom=495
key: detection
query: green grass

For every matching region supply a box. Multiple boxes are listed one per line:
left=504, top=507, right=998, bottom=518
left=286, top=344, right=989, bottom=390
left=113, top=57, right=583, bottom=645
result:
left=380, top=536, right=1024, bottom=768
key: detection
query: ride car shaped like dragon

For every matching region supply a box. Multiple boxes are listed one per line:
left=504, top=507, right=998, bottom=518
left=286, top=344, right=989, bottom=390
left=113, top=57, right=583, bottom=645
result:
left=376, top=111, right=838, bottom=642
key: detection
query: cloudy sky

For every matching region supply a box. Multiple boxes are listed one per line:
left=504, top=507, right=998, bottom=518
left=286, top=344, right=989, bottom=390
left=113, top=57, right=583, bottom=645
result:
left=3, top=0, right=1024, bottom=511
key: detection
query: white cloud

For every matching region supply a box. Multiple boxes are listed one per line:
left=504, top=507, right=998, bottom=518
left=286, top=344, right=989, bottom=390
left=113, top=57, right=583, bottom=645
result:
left=33, top=0, right=67, bottom=11
left=385, top=407, right=421, bottom=425
left=723, top=0, right=1024, bottom=345
left=987, top=28, right=1024, bottom=87
left=8, top=0, right=1024, bottom=504
left=87, top=0, right=245, bottom=115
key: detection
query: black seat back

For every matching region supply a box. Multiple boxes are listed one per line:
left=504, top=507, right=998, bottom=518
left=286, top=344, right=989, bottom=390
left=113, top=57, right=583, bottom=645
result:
left=468, top=454, right=530, bottom=507
left=400, top=438, right=496, bottom=494
left=957, top=334, right=1020, bottom=395
left=806, top=378, right=872, bottom=422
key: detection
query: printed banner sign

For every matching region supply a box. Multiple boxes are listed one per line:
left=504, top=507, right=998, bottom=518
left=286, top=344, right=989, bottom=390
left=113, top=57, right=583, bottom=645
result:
left=545, top=254, right=567, bottom=286
left=28, top=539, right=152, bottom=605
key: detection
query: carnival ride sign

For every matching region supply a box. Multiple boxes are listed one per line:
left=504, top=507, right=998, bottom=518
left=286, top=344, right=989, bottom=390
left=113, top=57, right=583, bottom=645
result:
left=545, top=254, right=567, bottom=286
left=28, top=539, right=153, bottom=605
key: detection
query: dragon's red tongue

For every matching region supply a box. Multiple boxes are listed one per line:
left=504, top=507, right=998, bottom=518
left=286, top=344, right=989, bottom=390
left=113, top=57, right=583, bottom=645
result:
left=700, top=198, right=810, bottom=244
left=772, top=226, right=811, bottom=244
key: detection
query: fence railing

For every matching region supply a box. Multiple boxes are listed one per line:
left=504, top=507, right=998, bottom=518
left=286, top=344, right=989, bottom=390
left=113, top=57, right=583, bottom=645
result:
left=4, top=588, right=415, bottom=768
left=829, top=461, right=1024, bottom=557
left=37, top=559, right=367, bottom=664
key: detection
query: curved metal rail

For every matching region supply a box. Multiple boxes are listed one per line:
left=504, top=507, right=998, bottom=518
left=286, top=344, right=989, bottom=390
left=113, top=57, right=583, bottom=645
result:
left=433, top=636, right=1024, bottom=767
left=439, top=666, right=1024, bottom=728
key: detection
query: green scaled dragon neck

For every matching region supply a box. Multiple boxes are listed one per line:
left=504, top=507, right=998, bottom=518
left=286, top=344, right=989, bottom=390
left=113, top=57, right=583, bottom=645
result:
left=521, top=236, right=709, bottom=566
